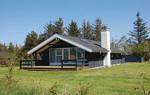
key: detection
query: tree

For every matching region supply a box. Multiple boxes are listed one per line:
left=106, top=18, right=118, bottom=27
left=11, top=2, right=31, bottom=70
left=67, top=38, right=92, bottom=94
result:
left=0, top=43, right=7, bottom=51
left=24, top=31, right=39, bottom=51
left=111, top=36, right=131, bottom=54
left=8, top=42, right=15, bottom=52
left=67, top=20, right=80, bottom=37
left=81, top=20, right=92, bottom=39
left=44, top=22, right=56, bottom=37
left=93, top=18, right=107, bottom=41
left=39, top=22, right=55, bottom=43
left=129, top=42, right=150, bottom=60
left=54, top=18, right=64, bottom=35
left=15, top=44, right=19, bottom=51
left=129, top=12, right=149, bottom=44
left=39, top=19, right=64, bottom=43
left=38, top=33, right=46, bottom=43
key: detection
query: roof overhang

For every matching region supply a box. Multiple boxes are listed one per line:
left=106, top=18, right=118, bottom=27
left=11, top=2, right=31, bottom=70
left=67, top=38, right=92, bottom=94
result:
left=27, top=34, right=93, bottom=55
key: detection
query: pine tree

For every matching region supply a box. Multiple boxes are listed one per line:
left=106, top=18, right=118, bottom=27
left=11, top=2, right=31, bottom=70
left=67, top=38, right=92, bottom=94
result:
left=129, top=12, right=149, bottom=44
left=44, top=22, right=55, bottom=38
left=24, top=31, right=39, bottom=51
left=8, top=42, right=15, bottom=52
left=67, top=20, right=80, bottom=37
left=93, top=18, right=107, bottom=41
left=54, top=18, right=64, bottom=35
left=81, top=20, right=92, bottom=39
left=39, top=22, right=55, bottom=42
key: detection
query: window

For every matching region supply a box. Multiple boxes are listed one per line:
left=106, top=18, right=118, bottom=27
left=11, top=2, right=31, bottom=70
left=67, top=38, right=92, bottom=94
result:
left=70, top=47, right=76, bottom=60
left=56, top=56, right=62, bottom=63
left=56, top=49, right=62, bottom=55
left=56, top=49, right=62, bottom=63
left=77, top=48, right=85, bottom=59
left=50, top=48, right=55, bottom=62
left=50, top=48, right=78, bottom=63
left=64, top=49, right=69, bottom=60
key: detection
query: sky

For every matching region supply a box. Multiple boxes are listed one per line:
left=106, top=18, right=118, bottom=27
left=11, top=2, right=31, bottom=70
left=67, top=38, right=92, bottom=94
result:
left=0, top=0, right=150, bottom=45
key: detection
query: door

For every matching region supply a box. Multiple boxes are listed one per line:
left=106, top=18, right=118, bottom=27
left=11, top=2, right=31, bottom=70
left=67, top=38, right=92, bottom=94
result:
left=49, top=48, right=56, bottom=65
left=56, top=48, right=62, bottom=65
left=49, top=48, right=62, bottom=65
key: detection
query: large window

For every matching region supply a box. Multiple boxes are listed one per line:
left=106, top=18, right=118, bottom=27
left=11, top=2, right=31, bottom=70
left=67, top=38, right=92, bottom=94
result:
left=49, top=47, right=85, bottom=64
left=56, top=49, right=62, bottom=55
left=64, top=49, right=69, bottom=60
left=77, top=48, right=85, bottom=59
left=50, top=48, right=55, bottom=62
left=56, top=49, right=62, bottom=63
left=70, top=47, right=76, bottom=60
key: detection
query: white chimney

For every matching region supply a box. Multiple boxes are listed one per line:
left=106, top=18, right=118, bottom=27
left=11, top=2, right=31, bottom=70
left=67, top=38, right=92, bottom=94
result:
left=101, top=31, right=111, bottom=67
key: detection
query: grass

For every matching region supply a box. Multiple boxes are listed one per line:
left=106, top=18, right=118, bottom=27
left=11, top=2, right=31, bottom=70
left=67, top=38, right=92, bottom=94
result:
left=0, top=62, right=150, bottom=95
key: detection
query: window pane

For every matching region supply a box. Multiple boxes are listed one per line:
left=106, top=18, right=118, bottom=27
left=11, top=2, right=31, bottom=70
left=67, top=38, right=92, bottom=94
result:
left=70, top=48, right=76, bottom=60
left=56, top=49, right=62, bottom=55
left=77, top=48, right=84, bottom=59
left=56, top=56, right=62, bottom=63
left=50, top=48, right=55, bottom=62
left=64, top=49, right=69, bottom=60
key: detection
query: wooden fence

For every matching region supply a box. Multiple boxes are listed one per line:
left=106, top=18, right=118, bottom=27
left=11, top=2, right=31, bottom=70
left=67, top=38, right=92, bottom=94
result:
left=20, top=59, right=36, bottom=69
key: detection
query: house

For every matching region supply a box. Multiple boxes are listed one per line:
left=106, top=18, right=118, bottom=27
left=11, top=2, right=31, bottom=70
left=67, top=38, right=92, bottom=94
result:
left=0, top=51, right=9, bottom=65
left=20, top=31, right=124, bottom=70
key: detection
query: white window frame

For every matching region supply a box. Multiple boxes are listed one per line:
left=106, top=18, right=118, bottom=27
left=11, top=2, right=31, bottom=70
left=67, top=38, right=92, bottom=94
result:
left=49, top=47, right=85, bottom=65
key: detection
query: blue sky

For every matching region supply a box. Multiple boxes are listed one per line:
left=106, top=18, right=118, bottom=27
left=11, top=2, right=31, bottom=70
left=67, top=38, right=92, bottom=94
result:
left=0, top=0, right=150, bottom=45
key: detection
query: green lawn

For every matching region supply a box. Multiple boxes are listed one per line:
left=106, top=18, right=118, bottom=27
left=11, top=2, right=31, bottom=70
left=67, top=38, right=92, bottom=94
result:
left=0, top=62, right=150, bottom=95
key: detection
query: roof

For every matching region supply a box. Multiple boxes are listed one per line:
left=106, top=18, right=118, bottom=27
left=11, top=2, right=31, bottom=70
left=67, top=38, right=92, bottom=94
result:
left=28, top=34, right=122, bottom=54
left=145, top=39, right=150, bottom=41
left=111, top=47, right=124, bottom=54
left=62, top=35, right=108, bottom=53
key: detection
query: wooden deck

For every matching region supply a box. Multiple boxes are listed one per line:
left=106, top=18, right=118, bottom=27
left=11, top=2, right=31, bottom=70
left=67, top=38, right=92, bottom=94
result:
left=20, top=59, right=88, bottom=71
left=20, top=66, right=81, bottom=71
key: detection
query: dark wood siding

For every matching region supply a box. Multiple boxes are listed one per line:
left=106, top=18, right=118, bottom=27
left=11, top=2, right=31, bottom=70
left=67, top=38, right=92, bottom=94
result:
left=111, top=53, right=122, bottom=59
left=35, top=48, right=49, bottom=66
left=51, top=40, right=74, bottom=48
left=85, top=52, right=106, bottom=61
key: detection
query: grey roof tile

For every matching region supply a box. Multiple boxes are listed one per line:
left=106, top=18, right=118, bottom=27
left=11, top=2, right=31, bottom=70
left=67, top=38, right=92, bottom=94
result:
left=60, top=35, right=122, bottom=53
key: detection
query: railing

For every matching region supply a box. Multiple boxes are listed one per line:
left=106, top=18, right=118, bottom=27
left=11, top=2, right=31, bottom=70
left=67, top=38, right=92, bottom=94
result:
left=20, top=59, right=36, bottom=69
left=61, top=59, right=88, bottom=69
left=76, top=59, right=88, bottom=66
left=88, top=58, right=125, bottom=68
left=61, top=60, right=77, bottom=69
left=20, top=59, right=87, bottom=69
left=111, top=58, right=125, bottom=64
left=88, top=60, right=104, bottom=67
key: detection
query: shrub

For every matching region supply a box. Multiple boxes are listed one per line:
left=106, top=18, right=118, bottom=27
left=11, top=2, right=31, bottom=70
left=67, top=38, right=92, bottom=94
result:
left=76, top=83, right=91, bottom=95
left=48, top=82, right=59, bottom=95
left=134, top=73, right=150, bottom=95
